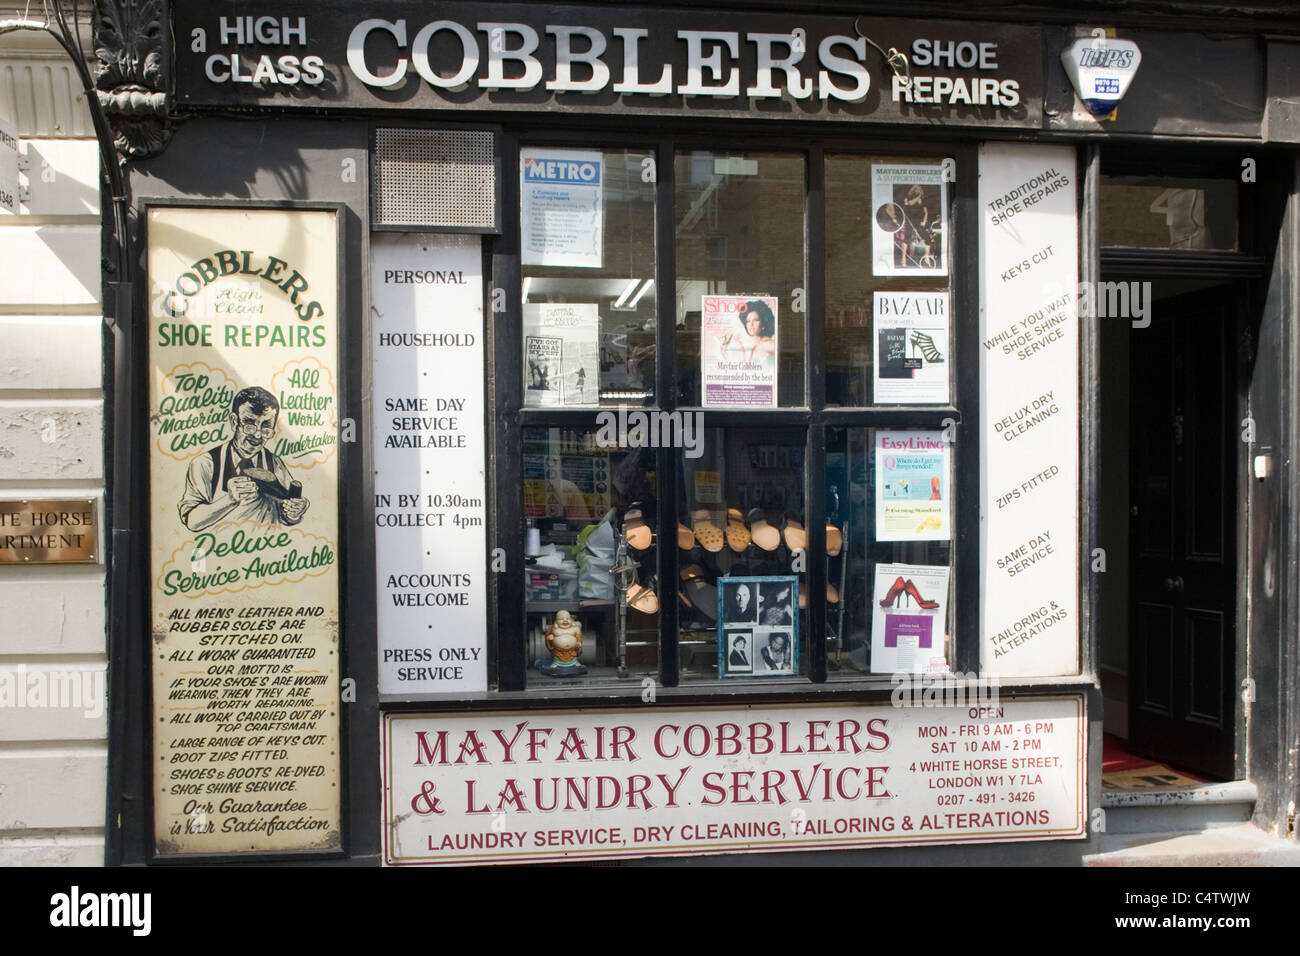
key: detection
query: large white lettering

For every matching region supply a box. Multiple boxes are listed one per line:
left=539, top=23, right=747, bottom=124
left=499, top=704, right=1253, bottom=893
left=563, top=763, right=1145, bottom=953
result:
left=477, top=22, right=543, bottom=90
left=818, top=35, right=871, bottom=101
left=347, top=18, right=408, bottom=89
left=547, top=25, right=610, bottom=92
left=748, top=33, right=813, bottom=99
left=337, top=19, right=988, bottom=110
left=676, top=30, right=740, bottom=97
left=412, top=20, right=479, bottom=89
left=612, top=27, right=673, bottom=94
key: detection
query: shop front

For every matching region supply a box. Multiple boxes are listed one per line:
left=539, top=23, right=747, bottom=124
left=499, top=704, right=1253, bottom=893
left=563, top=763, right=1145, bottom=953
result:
left=97, top=0, right=1300, bottom=865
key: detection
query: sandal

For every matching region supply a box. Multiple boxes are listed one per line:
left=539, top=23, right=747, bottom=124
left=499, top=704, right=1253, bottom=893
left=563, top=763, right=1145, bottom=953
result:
left=623, top=502, right=653, bottom=551
left=691, top=509, right=725, bottom=553
left=677, top=523, right=696, bottom=551
left=747, top=508, right=781, bottom=552
left=725, top=508, right=751, bottom=552
left=626, top=574, right=660, bottom=614
left=783, top=517, right=807, bottom=551
left=826, top=523, right=843, bottom=557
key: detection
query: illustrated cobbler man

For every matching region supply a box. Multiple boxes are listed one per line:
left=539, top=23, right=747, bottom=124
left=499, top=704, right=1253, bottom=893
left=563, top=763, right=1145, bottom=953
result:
left=178, top=386, right=310, bottom=530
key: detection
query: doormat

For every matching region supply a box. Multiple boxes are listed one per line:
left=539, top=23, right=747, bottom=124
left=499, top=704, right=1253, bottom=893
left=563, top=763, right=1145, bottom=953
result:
left=1102, top=733, right=1209, bottom=790
left=1102, top=765, right=1207, bottom=790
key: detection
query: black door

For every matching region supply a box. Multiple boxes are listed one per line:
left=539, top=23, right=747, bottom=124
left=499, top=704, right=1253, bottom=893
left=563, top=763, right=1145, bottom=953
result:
left=1128, top=282, right=1238, bottom=780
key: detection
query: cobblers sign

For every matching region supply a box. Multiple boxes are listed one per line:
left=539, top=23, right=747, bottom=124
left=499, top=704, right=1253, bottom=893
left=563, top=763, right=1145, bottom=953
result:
left=173, top=2, right=1043, bottom=127
left=382, top=696, right=1085, bottom=865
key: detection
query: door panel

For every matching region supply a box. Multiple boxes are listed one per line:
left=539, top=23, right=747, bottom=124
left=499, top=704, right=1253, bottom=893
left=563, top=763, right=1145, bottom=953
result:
left=1136, top=602, right=1172, bottom=712
left=1128, top=283, right=1237, bottom=780
left=1185, top=608, right=1226, bottom=724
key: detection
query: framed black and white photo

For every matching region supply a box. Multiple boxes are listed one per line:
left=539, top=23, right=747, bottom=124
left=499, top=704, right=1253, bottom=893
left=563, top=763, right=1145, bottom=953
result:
left=725, top=631, right=753, bottom=673
left=756, top=630, right=795, bottom=675
left=718, top=575, right=799, bottom=678
left=720, top=578, right=759, bottom=624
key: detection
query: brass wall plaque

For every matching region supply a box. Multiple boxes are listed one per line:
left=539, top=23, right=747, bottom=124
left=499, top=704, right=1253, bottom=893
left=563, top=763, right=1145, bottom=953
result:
left=0, top=499, right=98, bottom=564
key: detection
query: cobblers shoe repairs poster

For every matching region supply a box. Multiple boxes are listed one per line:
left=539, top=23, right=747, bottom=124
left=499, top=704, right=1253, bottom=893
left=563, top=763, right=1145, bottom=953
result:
left=148, top=207, right=342, bottom=854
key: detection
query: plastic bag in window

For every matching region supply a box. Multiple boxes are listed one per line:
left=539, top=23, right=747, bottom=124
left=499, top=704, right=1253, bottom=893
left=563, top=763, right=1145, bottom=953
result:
left=576, top=510, right=616, bottom=599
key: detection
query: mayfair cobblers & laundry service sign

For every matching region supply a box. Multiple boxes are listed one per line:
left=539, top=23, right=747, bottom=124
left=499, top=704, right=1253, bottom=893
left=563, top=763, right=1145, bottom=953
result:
left=172, top=2, right=1043, bottom=127
left=384, top=697, right=1085, bottom=865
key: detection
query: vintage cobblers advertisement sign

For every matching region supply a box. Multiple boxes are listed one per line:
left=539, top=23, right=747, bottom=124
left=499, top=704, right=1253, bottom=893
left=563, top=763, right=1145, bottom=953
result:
left=148, top=206, right=341, bottom=854
left=383, top=696, right=1085, bottom=865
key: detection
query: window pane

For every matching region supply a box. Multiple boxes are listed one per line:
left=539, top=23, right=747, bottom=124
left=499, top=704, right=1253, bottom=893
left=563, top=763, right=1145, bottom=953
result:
left=826, top=428, right=956, bottom=678
left=523, top=426, right=659, bottom=687
left=825, top=155, right=954, bottom=408
left=521, top=147, right=657, bottom=406
left=677, top=426, right=808, bottom=682
left=674, top=151, right=805, bottom=407
left=1100, top=177, right=1237, bottom=250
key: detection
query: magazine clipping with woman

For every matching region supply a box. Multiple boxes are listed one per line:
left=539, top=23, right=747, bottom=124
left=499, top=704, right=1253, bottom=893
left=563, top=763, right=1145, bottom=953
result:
left=700, top=294, right=779, bottom=408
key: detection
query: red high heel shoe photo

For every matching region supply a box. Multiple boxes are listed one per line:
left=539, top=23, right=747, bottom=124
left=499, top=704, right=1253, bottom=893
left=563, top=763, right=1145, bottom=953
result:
left=902, top=579, right=940, bottom=610
left=879, top=575, right=906, bottom=609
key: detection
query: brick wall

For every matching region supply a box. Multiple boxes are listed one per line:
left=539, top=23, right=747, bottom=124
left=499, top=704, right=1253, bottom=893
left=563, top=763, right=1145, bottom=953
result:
left=0, top=20, right=107, bottom=865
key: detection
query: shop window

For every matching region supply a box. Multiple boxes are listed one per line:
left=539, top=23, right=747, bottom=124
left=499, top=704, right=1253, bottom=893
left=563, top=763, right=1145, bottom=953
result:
left=673, top=151, right=806, bottom=407
left=522, top=425, right=658, bottom=686
left=824, top=428, right=956, bottom=678
left=825, top=155, right=955, bottom=408
left=678, top=426, right=808, bottom=681
left=504, top=136, right=966, bottom=694
left=1099, top=176, right=1237, bottom=251
left=521, top=146, right=657, bottom=406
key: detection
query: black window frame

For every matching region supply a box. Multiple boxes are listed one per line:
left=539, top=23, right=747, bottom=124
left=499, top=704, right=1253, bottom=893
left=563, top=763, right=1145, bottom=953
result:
left=492, top=125, right=981, bottom=694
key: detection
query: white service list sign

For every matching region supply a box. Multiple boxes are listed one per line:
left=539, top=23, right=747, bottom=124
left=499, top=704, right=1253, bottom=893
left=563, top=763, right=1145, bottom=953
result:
left=373, top=235, right=487, bottom=694
left=978, top=143, right=1079, bottom=677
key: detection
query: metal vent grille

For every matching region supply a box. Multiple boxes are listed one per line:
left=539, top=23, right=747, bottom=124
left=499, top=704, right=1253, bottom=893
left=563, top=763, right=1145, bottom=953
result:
left=372, top=127, right=498, bottom=231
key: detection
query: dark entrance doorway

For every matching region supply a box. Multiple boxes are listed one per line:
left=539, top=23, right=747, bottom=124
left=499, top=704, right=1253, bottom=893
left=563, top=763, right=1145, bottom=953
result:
left=1126, top=279, right=1240, bottom=780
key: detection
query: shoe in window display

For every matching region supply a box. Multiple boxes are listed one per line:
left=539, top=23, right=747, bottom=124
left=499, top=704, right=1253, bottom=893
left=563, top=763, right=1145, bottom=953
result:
left=692, top=508, right=725, bottom=552
left=747, top=509, right=781, bottom=551
left=623, top=501, right=654, bottom=550
left=627, top=581, right=659, bottom=614
left=725, top=508, right=752, bottom=552
left=782, top=516, right=807, bottom=551
left=677, top=523, right=696, bottom=550
left=540, top=610, right=587, bottom=677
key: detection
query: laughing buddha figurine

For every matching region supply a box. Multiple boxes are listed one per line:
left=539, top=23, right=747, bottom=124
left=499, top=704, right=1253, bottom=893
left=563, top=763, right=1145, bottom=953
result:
left=543, top=610, right=586, bottom=676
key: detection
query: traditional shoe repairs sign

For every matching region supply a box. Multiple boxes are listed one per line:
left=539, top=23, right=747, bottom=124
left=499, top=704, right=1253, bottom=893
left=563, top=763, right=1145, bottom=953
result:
left=148, top=206, right=341, bottom=855
left=977, top=144, right=1079, bottom=677
left=382, top=695, right=1086, bottom=865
